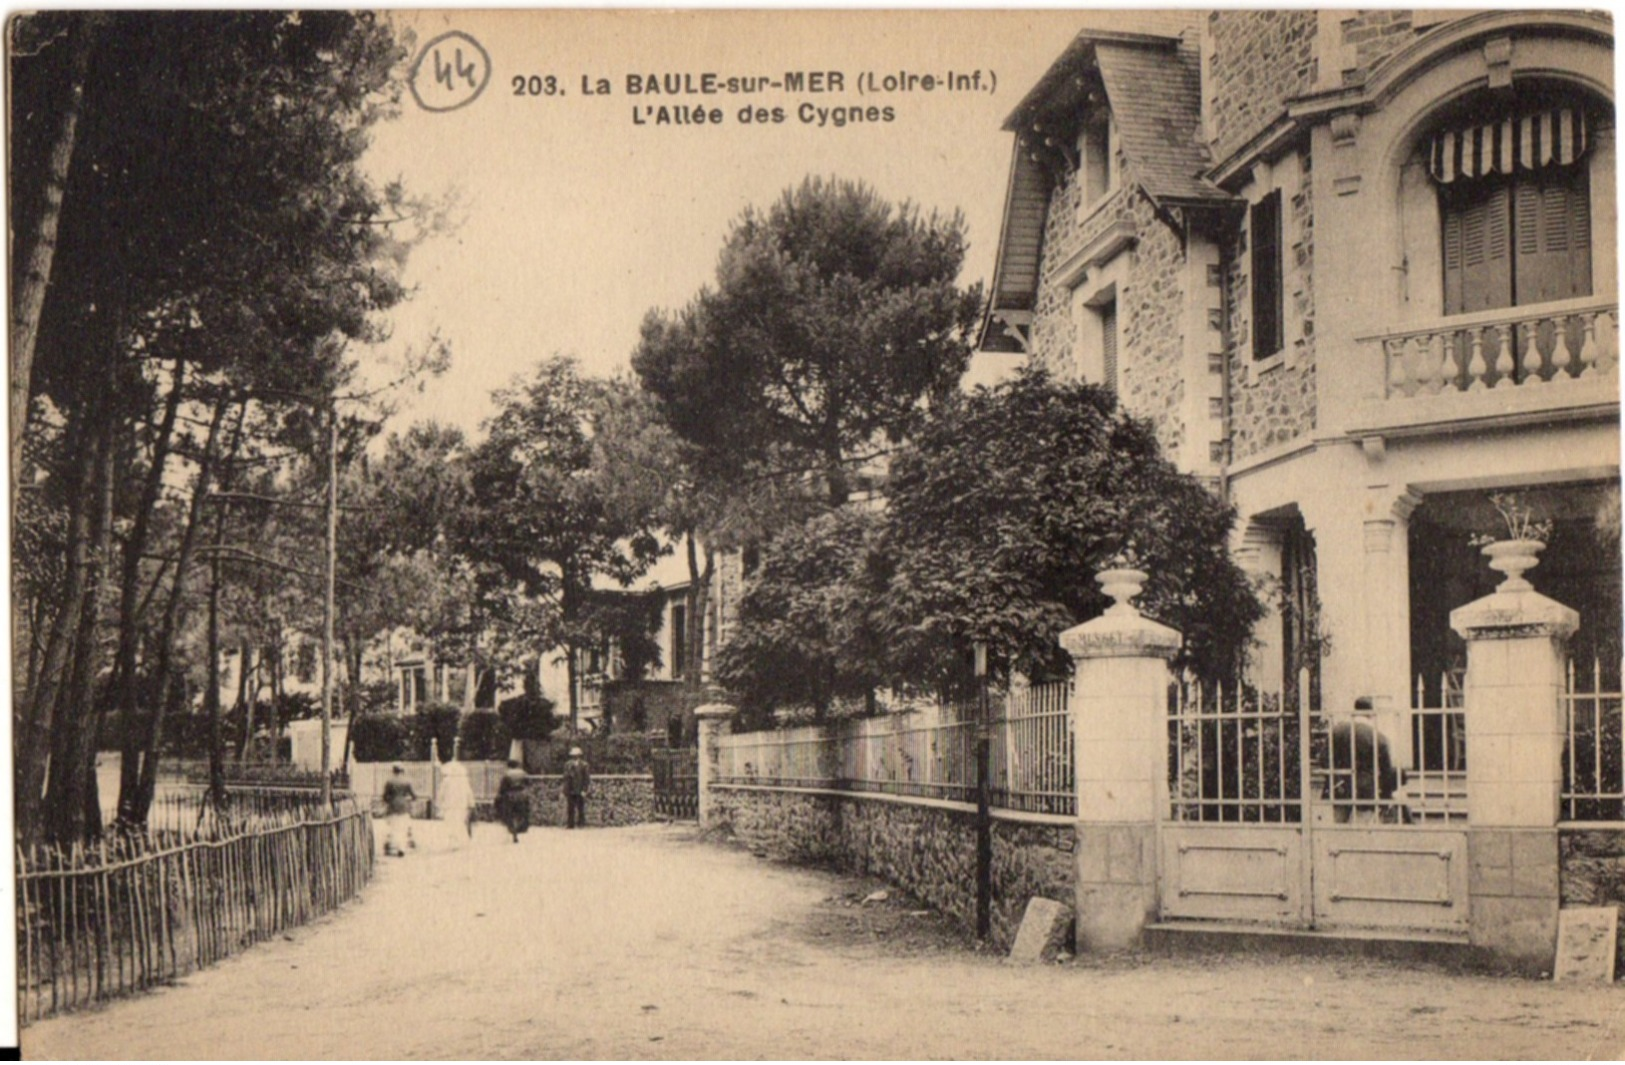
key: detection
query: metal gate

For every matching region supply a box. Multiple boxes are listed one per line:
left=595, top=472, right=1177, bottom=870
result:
left=1159, top=671, right=1469, bottom=936
left=651, top=747, right=699, bottom=821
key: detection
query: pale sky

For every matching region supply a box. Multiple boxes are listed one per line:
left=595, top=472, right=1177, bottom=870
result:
left=358, top=9, right=1111, bottom=436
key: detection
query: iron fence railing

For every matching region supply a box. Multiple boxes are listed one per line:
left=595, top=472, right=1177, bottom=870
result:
left=716, top=680, right=1075, bottom=814
left=991, top=682, right=1074, bottom=815
left=1563, top=657, right=1624, bottom=822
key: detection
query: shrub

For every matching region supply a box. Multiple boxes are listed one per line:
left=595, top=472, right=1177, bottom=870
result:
left=352, top=679, right=397, bottom=716
left=498, top=693, right=557, bottom=741
left=411, top=702, right=461, bottom=762
left=457, top=710, right=511, bottom=761
left=351, top=714, right=410, bottom=762
left=531, top=732, right=653, bottom=774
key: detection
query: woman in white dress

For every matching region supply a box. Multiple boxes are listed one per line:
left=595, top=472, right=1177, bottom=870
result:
left=437, top=758, right=476, bottom=847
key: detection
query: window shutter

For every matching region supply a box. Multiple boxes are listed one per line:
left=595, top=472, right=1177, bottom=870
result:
left=1251, top=191, right=1284, bottom=358
left=1514, top=165, right=1591, bottom=305
left=1443, top=183, right=1511, bottom=314
left=1101, top=301, right=1118, bottom=393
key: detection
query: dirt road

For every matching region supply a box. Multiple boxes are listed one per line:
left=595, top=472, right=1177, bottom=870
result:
left=22, top=822, right=1625, bottom=1059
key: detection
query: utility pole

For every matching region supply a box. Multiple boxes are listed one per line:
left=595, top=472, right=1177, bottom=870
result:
left=974, top=639, right=991, bottom=941
left=321, top=404, right=338, bottom=807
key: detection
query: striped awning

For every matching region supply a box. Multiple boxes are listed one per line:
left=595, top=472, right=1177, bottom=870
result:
left=1428, top=108, right=1591, bottom=183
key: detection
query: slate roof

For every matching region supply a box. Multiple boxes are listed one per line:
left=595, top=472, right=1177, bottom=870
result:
left=1095, top=40, right=1230, bottom=206
left=980, top=23, right=1236, bottom=350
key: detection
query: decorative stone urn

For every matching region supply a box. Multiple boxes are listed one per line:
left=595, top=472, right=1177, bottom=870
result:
left=1480, top=538, right=1546, bottom=592
left=1096, top=567, right=1149, bottom=615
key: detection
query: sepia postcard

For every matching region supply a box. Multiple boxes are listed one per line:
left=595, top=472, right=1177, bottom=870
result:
left=8, top=8, right=1623, bottom=1059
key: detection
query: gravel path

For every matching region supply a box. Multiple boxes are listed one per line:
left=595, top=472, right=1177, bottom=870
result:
left=22, top=821, right=1625, bottom=1059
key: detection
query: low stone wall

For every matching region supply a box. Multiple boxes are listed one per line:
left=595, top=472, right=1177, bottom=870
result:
left=498, top=774, right=656, bottom=827
left=1560, top=828, right=1625, bottom=972
left=712, top=785, right=1074, bottom=950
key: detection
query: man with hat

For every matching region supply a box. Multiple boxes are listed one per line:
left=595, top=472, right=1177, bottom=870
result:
left=562, top=746, right=592, bottom=829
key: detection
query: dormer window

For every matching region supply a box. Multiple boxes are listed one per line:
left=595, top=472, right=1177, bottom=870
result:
left=1076, top=112, right=1116, bottom=218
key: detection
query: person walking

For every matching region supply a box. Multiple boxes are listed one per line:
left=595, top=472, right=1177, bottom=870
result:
left=437, top=758, right=476, bottom=847
left=494, top=759, right=530, bottom=843
left=563, top=746, right=591, bottom=829
left=380, top=764, right=416, bottom=857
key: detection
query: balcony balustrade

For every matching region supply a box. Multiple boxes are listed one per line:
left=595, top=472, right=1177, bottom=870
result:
left=1377, top=298, right=1618, bottom=399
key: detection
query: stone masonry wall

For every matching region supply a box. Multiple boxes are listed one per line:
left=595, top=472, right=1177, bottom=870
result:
left=1560, top=829, right=1625, bottom=974
left=1207, top=11, right=1317, bottom=166
left=1224, top=142, right=1317, bottom=461
left=1030, top=165, right=1190, bottom=463
left=503, top=774, right=656, bottom=828
left=1338, top=10, right=1422, bottom=84
left=712, top=786, right=1075, bottom=951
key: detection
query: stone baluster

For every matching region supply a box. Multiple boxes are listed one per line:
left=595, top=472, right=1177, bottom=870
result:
left=1602, top=310, right=1619, bottom=375
left=1550, top=314, right=1574, bottom=380
left=1492, top=322, right=1515, bottom=388
left=1466, top=326, right=1489, bottom=391
left=1415, top=334, right=1441, bottom=396
left=1520, top=318, right=1543, bottom=385
left=1578, top=312, right=1599, bottom=379
left=1386, top=337, right=1412, bottom=397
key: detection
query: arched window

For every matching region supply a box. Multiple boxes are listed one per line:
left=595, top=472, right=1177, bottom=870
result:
left=1428, top=100, right=1600, bottom=314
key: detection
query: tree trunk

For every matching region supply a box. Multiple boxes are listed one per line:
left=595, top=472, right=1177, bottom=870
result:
left=10, top=16, right=95, bottom=500
left=562, top=571, right=582, bottom=732
left=265, top=638, right=283, bottom=763
left=683, top=531, right=715, bottom=742
left=113, top=359, right=186, bottom=814
left=132, top=399, right=227, bottom=818
left=236, top=644, right=257, bottom=762
left=202, top=400, right=246, bottom=801
left=14, top=410, right=93, bottom=840
left=206, top=551, right=224, bottom=802
left=121, top=385, right=221, bottom=820
left=44, top=411, right=115, bottom=843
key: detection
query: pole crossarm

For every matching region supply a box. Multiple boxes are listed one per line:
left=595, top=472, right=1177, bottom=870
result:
left=190, top=544, right=365, bottom=591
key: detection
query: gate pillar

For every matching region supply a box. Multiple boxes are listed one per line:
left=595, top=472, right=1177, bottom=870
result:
left=693, top=697, right=736, bottom=831
left=1060, top=568, right=1182, bottom=951
left=1450, top=553, right=1577, bottom=972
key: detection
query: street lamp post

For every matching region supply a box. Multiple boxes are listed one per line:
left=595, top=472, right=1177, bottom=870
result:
left=973, top=639, right=991, bottom=941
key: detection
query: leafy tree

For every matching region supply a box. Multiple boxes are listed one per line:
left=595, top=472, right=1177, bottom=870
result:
left=878, top=369, right=1263, bottom=687
left=714, top=506, right=893, bottom=725
left=632, top=177, right=983, bottom=507
left=456, top=710, right=510, bottom=761
left=497, top=693, right=558, bottom=767
left=456, top=360, right=664, bottom=729
left=10, top=11, right=423, bottom=842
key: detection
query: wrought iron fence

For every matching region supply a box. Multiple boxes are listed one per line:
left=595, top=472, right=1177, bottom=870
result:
left=650, top=747, right=699, bottom=820
left=991, top=681, right=1074, bottom=815
left=717, top=725, right=831, bottom=788
left=1167, top=674, right=1304, bottom=824
left=715, top=680, right=1076, bottom=813
left=1403, top=672, right=1468, bottom=823
left=1563, top=657, right=1624, bottom=822
left=839, top=714, right=977, bottom=803
left=16, top=790, right=373, bottom=1025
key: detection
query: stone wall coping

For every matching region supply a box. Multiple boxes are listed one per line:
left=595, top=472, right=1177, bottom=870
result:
left=1059, top=613, right=1181, bottom=660
left=520, top=773, right=653, bottom=781
left=713, top=782, right=1075, bottom=827
left=693, top=702, right=738, bottom=720
left=1449, top=587, right=1580, bottom=641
